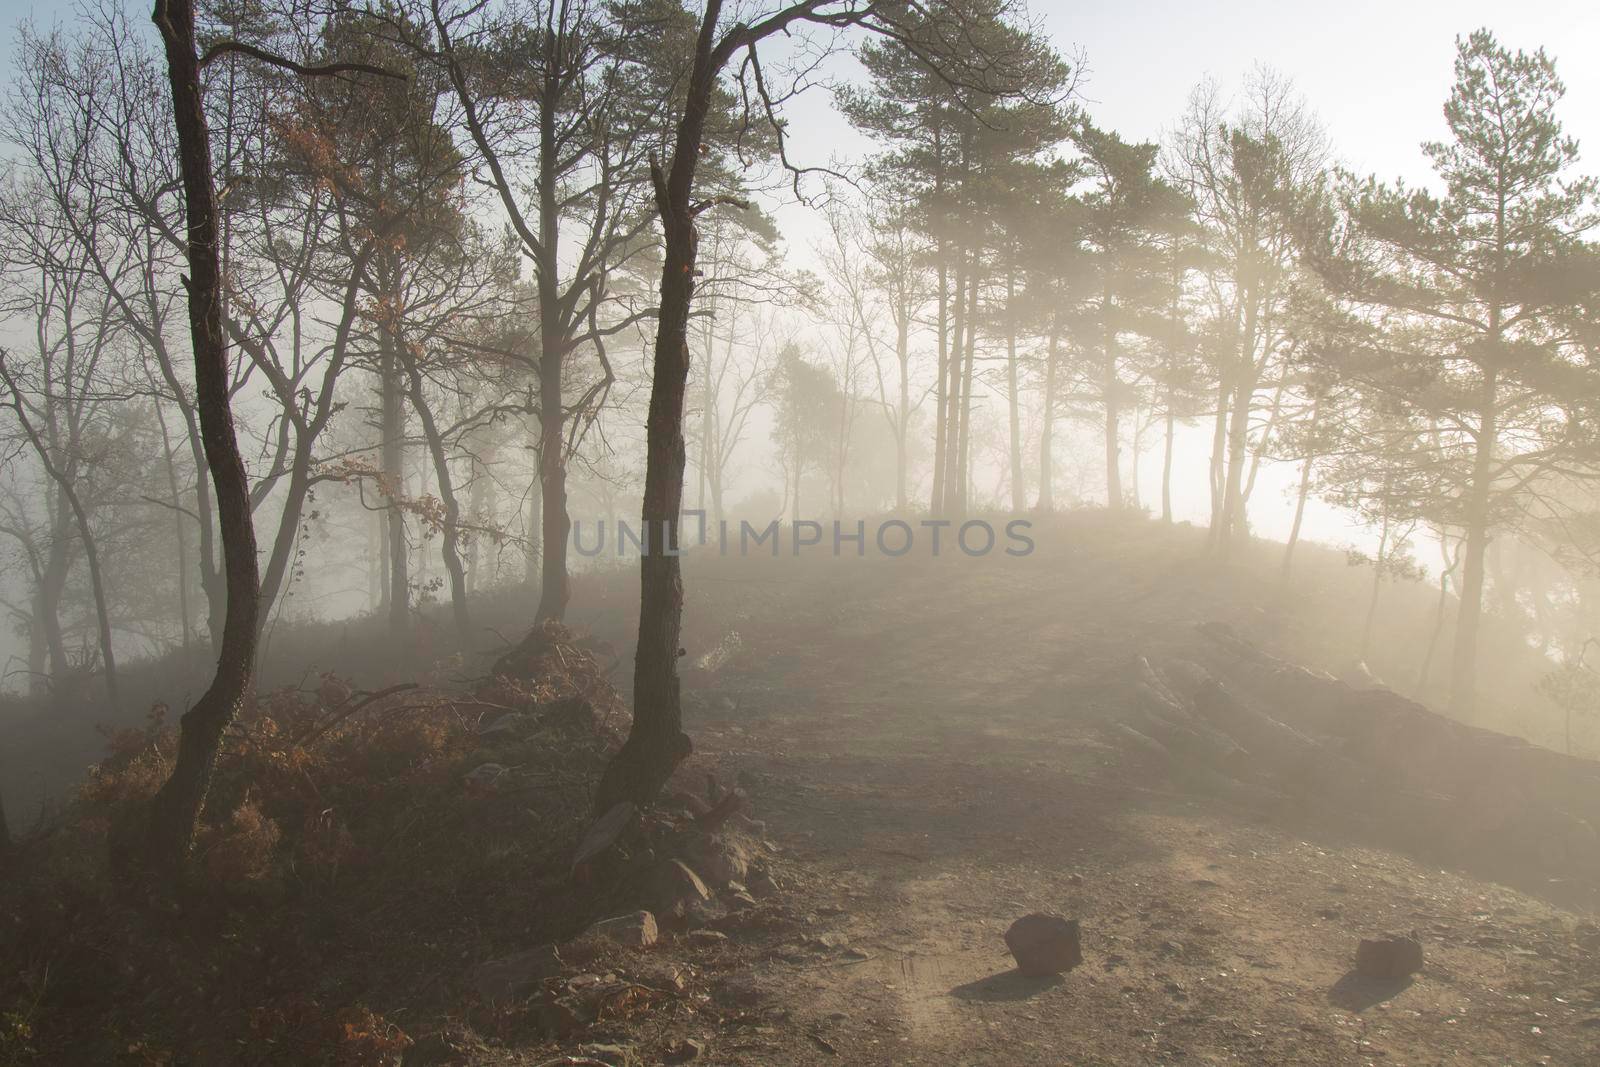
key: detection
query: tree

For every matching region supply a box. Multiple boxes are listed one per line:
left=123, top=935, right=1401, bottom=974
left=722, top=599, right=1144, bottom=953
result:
left=594, top=0, right=1039, bottom=811
left=1068, top=116, right=1192, bottom=510
left=134, top=0, right=401, bottom=871
left=1309, top=30, right=1600, bottom=713
left=0, top=198, right=125, bottom=706
left=1170, top=69, right=1326, bottom=556
left=413, top=0, right=694, bottom=625
left=840, top=1, right=1072, bottom=517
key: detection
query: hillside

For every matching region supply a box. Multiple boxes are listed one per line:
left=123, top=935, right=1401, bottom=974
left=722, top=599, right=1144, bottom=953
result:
left=3, top=512, right=1597, bottom=1064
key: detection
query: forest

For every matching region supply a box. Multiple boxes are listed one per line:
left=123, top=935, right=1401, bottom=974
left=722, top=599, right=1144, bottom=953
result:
left=1, top=0, right=1599, bottom=1064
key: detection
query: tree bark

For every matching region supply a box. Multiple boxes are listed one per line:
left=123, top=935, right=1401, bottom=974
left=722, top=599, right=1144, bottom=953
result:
left=406, top=362, right=471, bottom=643
left=1102, top=291, right=1122, bottom=510
left=592, top=0, right=727, bottom=812
left=1037, top=328, right=1059, bottom=512
left=1161, top=408, right=1176, bottom=524
left=953, top=261, right=977, bottom=516
left=141, top=0, right=262, bottom=873
left=379, top=342, right=410, bottom=637
left=1451, top=371, right=1497, bottom=716
left=1004, top=269, right=1024, bottom=513
left=894, top=305, right=910, bottom=513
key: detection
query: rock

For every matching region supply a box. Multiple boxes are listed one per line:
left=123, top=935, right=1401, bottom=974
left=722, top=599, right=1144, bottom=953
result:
left=666, top=1037, right=706, bottom=1062
left=572, top=802, right=638, bottom=873
left=577, top=1043, right=637, bottom=1066
left=1355, top=934, right=1424, bottom=979
left=747, top=866, right=780, bottom=897
left=1004, top=913, right=1083, bottom=977
left=685, top=929, right=729, bottom=948
left=627, top=958, right=689, bottom=992
left=694, top=833, right=753, bottom=886
left=587, top=911, right=659, bottom=949
left=667, top=791, right=712, bottom=818
left=470, top=944, right=563, bottom=1002
left=728, top=812, right=767, bottom=836
left=654, top=859, right=712, bottom=916
left=476, top=714, right=523, bottom=739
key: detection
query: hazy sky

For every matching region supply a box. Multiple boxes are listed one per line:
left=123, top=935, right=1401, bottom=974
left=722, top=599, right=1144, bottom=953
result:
left=1, top=0, right=1596, bottom=567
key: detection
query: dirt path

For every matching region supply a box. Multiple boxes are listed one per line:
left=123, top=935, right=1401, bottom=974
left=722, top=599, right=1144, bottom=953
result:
left=653, top=518, right=1600, bottom=1065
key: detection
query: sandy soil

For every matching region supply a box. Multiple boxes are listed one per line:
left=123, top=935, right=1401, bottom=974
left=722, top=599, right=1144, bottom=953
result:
left=551, top=514, right=1600, bottom=1065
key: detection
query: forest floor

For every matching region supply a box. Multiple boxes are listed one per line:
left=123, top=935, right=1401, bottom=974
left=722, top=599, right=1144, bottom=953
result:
left=504, top=512, right=1600, bottom=1066
left=6, top=512, right=1598, bottom=1065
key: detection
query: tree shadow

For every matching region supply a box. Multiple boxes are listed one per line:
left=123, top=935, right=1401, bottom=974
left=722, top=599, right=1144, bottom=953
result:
left=1328, top=970, right=1415, bottom=1012
left=950, top=969, right=1064, bottom=1003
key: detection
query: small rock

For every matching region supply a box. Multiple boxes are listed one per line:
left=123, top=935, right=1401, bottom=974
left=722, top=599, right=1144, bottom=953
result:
left=667, top=791, right=712, bottom=817
left=695, top=833, right=753, bottom=886
left=727, top=812, right=767, bottom=836
left=747, top=866, right=780, bottom=897
left=577, top=1043, right=637, bottom=1066
left=685, top=929, right=729, bottom=948
left=470, top=944, right=563, bottom=1002
left=587, top=911, right=659, bottom=949
left=655, top=860, right=713, bottom=916
left=476, top=714, right=523, bottom=739
left=1004, top=913, right=1083, bottom=977
left=629, top=959, right=689, bottom=992
left=1355, top=934, right=1424, bottom=979
left=666, top=1037, right=706, bottom=1062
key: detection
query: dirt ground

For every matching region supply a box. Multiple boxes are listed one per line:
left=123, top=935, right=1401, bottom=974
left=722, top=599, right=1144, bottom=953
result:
left=538, top=514, right=1600, bottom=1065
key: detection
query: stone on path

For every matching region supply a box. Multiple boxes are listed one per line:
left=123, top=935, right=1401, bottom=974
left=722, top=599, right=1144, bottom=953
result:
left=1355, top=933, right=1423, bottom=979
left=1004, top=912, right=1083, bottom=977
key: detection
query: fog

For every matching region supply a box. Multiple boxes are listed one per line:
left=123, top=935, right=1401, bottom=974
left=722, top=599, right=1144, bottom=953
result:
left=2, top=2, right=1600, bottom=1063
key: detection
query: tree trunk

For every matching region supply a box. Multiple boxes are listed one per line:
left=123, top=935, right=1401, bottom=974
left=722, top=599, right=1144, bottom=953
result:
left=1037, top=328, right=1059, bottom=511
left=592, top=2, right=727, bottom=812
left=534, top=341, right=570, bottom=624
left=1281, top=453, right=1314, bottom=584
left=155, top=403, right=192, bottom=653
left=895, top=311, right=910, bottom=513
left=953, top=263, right=977, bottom=516
left=1004, top=270, right=1024, bottom=513
left=1416, top=535, right=1460, bottom=697
left=0, top=366, right=121, bottom=706
left=37, top=502, right=71, bottom=694
left=1161, top=408, right=1176, bottom=524
left=524, top=430, right=542, bottom=585
left=141, top=0, right=262, bottom=873
left=381, top=356, right=409, bottom=636
left=372, top=506, right=385, bottom=611
left=1360, top=512, right=1391, bottom=663
left=533, top=65, right=572, bottom=624
left=407, top=362, right=471, bottom=643
left=1205, top=377, right=1228, bottom=552
left=941, top=255, right=966, bottom=516
left=1103, top=295, right=1122, bottom=510
left=1451, top=372, right=1497, bottom=716
left=930, top=235, right=948, bottom=513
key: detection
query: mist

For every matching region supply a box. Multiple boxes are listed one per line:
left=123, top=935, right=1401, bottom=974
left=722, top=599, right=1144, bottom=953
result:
left=2, top=2, right=1599, bottom=1064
